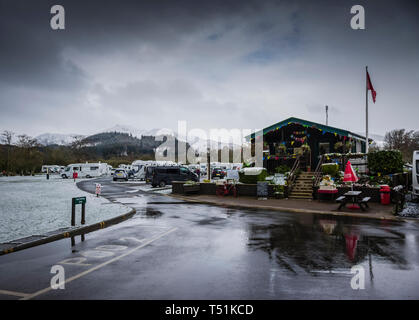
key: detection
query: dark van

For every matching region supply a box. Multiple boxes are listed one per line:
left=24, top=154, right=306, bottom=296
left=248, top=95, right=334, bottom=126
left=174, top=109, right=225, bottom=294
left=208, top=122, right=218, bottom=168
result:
left=146, top=166, right=198, bottom=187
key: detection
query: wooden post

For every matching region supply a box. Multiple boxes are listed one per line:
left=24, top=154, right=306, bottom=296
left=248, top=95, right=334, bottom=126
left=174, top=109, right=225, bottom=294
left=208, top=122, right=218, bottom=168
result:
left=71, top=198, right=76, bottom=226
left=81, top=203, right=86, bottom=225
left=207, top=148, right=211, bottom=180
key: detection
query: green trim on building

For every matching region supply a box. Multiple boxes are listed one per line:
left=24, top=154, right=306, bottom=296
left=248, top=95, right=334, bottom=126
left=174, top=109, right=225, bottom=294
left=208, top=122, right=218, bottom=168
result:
left=247, top=117, right=367, bottom=141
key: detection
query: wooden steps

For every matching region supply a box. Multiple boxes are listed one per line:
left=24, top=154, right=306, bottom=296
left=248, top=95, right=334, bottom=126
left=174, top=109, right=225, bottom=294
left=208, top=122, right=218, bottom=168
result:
left=288, top=172, right=314, bottom=200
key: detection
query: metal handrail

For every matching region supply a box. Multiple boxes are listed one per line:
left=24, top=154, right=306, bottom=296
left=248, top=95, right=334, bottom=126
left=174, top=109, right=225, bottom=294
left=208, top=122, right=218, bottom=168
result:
left=287, top=155, right=301, bottom=193
left=313, top=155, right=324, bottom=187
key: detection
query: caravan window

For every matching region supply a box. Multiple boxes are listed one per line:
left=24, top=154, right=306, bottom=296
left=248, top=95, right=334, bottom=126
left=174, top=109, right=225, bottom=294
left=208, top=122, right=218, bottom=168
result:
left=416, top=160, right=419, bottom=175
left=90, top=166, right=99, bottom=171
left=167, top=168, right=179, bottom=174
left=72, top=167, right=79, bottom=171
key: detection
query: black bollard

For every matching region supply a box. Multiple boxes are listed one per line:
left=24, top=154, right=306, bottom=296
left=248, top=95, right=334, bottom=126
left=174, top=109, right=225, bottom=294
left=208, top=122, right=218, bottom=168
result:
left=81, top=203, right=86, bottom=225
left=71, top=198, right=76, bottom=226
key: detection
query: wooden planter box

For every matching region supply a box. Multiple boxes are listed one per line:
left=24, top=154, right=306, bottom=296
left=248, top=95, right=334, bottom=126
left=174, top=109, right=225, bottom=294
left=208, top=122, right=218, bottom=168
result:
left=183, top=184, right=200, bottom=194
left=172, top=181, right=289, bottom=199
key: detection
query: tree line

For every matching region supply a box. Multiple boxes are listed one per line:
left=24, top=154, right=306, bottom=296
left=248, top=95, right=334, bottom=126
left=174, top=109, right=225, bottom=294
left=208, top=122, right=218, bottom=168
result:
left=0, top=131, right=155, bottom=176
left=1, top=128, right=418, bottom=176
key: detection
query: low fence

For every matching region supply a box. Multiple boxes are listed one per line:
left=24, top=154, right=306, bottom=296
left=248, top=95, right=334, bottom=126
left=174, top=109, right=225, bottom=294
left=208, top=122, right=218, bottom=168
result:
left=174, top=182, right=391, bottom=203
left=172, top=181, right=286, bottom=198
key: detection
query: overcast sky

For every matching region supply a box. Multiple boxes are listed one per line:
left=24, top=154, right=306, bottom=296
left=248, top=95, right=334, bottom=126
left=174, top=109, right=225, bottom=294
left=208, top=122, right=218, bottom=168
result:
left=0, top=0, right=418, bottom=138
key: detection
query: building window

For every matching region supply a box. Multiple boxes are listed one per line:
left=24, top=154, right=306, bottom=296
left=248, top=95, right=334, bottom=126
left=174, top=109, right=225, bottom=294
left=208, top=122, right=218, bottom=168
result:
left=319, top=142, right=330, bottom=154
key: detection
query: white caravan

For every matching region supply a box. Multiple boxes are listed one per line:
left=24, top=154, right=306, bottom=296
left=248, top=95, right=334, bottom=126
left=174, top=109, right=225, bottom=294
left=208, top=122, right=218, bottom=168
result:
left=413, top=151, right=419, bottom=199
left=41, top=165, right=61, bottom=173
left=118, top=164, right=134, bottom=171
left=61, top=162, right=109, bottom=179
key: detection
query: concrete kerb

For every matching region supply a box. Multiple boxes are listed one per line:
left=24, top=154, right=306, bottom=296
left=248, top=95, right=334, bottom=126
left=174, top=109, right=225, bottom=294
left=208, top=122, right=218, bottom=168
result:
left=168, top=193, right=415, bottom=222
left=0, top=208, right=136, bottom=256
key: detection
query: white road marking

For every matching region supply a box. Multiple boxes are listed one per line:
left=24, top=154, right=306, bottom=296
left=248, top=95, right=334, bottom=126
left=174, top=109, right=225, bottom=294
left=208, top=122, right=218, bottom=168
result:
left=0, top=289, right=30, bottom=298
left=310, top=270, right=352, bottom=275
left=21, top=227, right=178, bottom=300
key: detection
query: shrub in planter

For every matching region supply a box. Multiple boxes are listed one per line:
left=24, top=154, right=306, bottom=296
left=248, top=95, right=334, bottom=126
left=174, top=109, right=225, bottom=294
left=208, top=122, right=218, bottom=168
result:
left=274, top=184, right=285, bottom=198
left=368, top=150, right=403, bottom=175
left=239, top=168, right=268, bottom=184
left=321, top=163, right=339, bottom=177
left=275, top=165, right=290, bottom=174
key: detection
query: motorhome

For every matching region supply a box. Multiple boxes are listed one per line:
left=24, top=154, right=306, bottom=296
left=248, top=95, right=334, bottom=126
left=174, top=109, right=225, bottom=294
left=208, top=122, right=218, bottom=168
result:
left=413, top=150, right=419, bottom=199
left=118, top=164, right=134, bottom=171
left=41, top=165, right=61, bottom=173
left=61, top=162, right=109, bottom=179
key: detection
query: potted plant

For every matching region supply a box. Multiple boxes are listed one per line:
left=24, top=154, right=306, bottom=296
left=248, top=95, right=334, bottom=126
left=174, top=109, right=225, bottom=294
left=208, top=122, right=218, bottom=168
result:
left=274, top=184, right=285, bottom=199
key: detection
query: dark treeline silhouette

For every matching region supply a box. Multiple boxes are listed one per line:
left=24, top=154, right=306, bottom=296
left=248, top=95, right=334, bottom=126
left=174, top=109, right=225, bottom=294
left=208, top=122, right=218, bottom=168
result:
left=0, top=131, right=163, bottom=175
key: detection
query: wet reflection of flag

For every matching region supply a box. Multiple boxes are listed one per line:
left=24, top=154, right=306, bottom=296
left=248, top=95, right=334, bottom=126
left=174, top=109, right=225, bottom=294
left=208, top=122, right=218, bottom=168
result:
left=345, top=234, right=359, bottom=261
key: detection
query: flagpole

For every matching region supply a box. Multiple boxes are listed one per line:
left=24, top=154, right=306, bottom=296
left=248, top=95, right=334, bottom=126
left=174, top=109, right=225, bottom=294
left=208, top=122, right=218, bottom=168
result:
left=365, top=66, right=369, bottom=154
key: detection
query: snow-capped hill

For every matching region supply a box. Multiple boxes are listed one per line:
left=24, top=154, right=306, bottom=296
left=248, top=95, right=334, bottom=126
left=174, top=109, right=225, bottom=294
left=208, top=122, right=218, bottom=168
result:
left=102, top=125, right=174, bottom=139
left=36, top=133, right=83, bottom=146
left=356, top=132, right=385, bottom=149
left=102, top=125, right=243, bottom=153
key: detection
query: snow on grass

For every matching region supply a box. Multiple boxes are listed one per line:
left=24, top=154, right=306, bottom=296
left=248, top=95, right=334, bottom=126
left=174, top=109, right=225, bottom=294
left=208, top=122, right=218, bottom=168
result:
left=0, top=175, right=129, bottom=243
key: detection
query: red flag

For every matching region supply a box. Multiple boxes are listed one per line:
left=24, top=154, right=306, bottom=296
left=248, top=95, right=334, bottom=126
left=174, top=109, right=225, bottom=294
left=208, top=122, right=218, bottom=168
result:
left=367, top=70, right=377, bottom=103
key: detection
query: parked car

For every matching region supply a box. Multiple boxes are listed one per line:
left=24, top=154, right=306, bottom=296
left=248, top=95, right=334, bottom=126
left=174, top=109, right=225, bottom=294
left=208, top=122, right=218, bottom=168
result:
left=211, top=168, right=225, bottom=179
left=113, top=169, right=128, bottom=181
left=147, top=166, right=198, bottom=187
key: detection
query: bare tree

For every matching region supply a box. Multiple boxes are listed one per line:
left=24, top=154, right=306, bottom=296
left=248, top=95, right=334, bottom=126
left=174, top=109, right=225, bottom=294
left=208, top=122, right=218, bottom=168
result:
left=1, top=130, right=14, bottom=145
left=17, top=134, right=39, bottom=149
left=384, top=129, right=419, bottom=162
left=1, top=130, right=14, bottom=174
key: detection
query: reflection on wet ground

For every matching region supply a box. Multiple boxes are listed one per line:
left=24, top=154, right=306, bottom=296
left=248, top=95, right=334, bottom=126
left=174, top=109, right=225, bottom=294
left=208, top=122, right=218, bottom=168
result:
left=247, top=214, right=411, bottom=274
left=68, top=178, right=419, bottom=299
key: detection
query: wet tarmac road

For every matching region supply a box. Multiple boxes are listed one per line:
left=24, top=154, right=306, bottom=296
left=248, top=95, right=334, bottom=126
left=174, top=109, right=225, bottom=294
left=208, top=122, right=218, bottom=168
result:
left=1, top=177, right=419, bottom=299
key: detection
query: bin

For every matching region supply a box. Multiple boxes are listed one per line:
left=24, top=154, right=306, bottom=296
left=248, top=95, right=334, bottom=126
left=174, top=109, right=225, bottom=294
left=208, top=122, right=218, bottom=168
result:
left=380, top=185, right=391, bottom=205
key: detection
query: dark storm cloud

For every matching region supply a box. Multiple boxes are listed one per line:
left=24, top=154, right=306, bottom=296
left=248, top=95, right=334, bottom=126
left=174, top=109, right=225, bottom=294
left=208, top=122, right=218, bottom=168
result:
left=0, top=0, right=418, bottom=136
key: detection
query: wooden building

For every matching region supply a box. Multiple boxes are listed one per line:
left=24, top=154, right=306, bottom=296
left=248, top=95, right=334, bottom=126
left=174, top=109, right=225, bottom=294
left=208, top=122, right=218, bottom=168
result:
left=248, top=117, right=368, bottom=173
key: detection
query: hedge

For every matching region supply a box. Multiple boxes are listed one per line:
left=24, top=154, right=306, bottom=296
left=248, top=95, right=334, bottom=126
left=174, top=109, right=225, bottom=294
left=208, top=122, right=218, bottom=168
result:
left=238, top=169, right=268, bottom=184
left=367, top=150, right=403, bottom=175
left=321, top=163, right=339, bottom=176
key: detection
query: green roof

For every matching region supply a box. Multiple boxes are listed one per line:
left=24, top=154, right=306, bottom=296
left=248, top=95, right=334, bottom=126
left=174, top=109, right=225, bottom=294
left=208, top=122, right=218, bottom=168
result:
left=247, top=117, right=367, bottom=141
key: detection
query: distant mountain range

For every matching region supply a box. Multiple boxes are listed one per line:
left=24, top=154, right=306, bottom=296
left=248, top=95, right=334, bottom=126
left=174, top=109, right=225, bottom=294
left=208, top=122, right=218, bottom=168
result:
left=34, top=126, right=386, bottom=153
left=355, top=132, right=386, bottom=148
left=35, top=133, right=84, bottom=146
left=35, top=124, right=242, bottom=153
